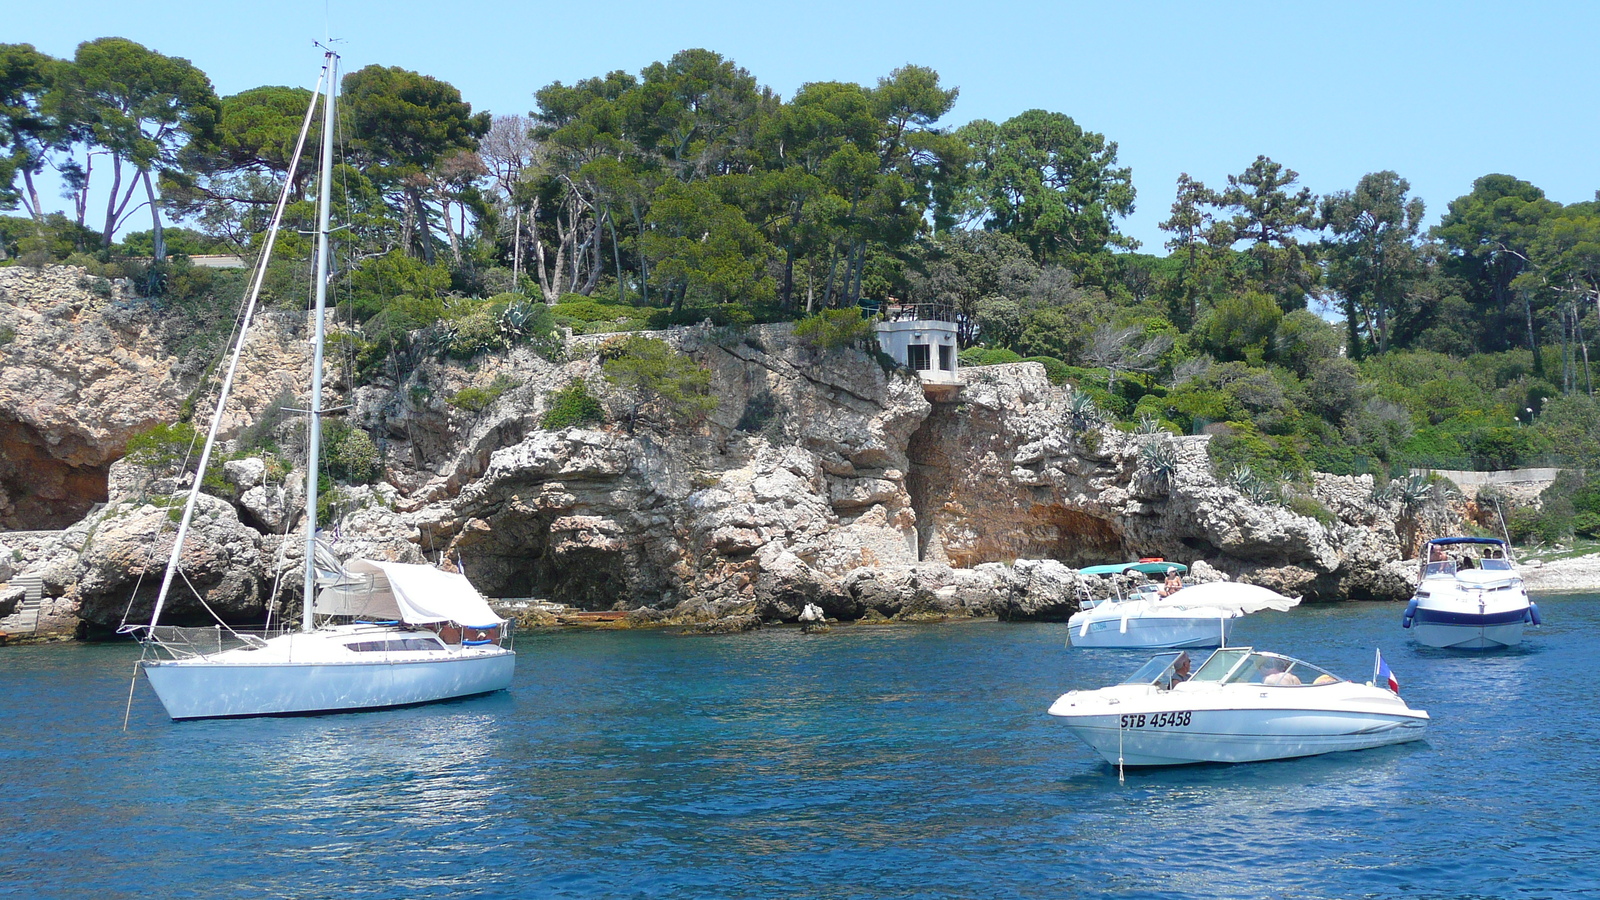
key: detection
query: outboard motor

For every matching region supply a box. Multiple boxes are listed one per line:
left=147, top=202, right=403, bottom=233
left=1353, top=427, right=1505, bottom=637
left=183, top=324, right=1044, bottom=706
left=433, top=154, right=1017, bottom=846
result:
left=1527, top=601, right=1542, bottom=626
left=1402, top=597, right=1419, bottom=629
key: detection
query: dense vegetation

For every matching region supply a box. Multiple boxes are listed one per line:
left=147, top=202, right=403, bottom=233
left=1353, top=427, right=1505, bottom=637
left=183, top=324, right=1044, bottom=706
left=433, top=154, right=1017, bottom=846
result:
left=4, top=38, right=1600, bottom=513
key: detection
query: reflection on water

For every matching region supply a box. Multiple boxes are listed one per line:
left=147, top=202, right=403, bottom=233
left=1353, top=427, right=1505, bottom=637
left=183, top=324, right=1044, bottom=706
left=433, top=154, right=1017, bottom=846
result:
left=3, top=597, right=1599, bottom=898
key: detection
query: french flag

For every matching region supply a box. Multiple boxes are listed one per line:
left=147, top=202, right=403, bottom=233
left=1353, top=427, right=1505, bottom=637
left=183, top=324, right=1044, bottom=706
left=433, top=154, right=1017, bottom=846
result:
left=1374, top=649, right=1400, bottom=694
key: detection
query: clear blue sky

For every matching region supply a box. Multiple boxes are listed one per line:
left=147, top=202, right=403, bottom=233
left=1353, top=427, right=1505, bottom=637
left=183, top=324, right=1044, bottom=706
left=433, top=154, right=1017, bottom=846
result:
left=11, top=0, right=1599, bottom=252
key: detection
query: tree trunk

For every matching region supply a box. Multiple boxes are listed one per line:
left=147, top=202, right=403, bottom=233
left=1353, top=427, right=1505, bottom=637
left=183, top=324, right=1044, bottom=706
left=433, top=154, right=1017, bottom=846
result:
left=440, top=197, right=462, bottom=265
left=102, top=157, right=124, bottom=248
left=408, top=188, right=436, bottom=264
left=632, top=203, right=649, bottom=306
left=512, top=207, right=522, bottom=291
left=782, top=247, right=796, bottom=312
left=141, top=169, right=166, bottom=262
left=821, top=244, right=840, bottom=310
left=1524, top=291, right=1541, bottom=375
left=21, top=166, right=44, bottom=224
left=606, top=210, right=625, bottom=302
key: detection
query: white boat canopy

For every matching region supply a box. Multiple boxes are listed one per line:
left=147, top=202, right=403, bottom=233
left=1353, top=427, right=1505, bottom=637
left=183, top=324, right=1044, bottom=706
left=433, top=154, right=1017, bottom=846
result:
left=1155, top=581, right=1301, bottom=615
left=314, top=559, right=504, bottom=627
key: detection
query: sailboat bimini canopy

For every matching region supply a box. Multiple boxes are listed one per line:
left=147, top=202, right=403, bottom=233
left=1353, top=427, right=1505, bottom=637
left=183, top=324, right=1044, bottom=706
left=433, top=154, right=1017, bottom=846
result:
left=314, top=559, right=504, bottom=627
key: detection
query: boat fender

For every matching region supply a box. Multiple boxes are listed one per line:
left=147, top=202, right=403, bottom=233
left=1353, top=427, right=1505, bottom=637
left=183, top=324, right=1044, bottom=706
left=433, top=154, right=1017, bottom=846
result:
left=1402, top=597, right=1419, bottom=629
left=1527, top=601, right=1542, bottom=626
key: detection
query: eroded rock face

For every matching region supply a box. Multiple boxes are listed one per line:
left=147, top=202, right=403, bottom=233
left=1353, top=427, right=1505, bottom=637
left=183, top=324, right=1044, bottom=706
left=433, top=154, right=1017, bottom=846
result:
left=1, top=266, right=1442, bottom=631
left=0, top=266, right=310, bottom=531
left=439, top=328, right=931, bottom=620
left=73, top=494, right=269, bottom=629
left=908, top=364, right=1417, bottom=601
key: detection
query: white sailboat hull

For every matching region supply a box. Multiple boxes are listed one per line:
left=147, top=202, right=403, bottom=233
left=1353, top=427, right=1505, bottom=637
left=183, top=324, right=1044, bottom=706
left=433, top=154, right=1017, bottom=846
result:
left=141, top=627, right=514, bottom=720
left=1048, top=682, right=1428, bottom=766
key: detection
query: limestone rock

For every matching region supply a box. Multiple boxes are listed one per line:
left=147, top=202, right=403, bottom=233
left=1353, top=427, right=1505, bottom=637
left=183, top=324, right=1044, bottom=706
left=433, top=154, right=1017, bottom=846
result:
left=995, top=558, right=1081, bottom=621
left=224, top=457, right=265, bottom=491
left=0, top=275, right=1445, bottom=631
left=73, top=494, right=268, bottom=628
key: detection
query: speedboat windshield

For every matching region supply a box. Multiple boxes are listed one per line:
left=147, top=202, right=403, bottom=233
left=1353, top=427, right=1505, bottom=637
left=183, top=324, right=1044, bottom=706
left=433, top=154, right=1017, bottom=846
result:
left=1121, top=652, right=1188, bottom=685
left=1190, top=648, right=1250, bottom=682
left=1187, top=649, right=1342, bottom=686
left=1226, top=652, right=1340, bottom=686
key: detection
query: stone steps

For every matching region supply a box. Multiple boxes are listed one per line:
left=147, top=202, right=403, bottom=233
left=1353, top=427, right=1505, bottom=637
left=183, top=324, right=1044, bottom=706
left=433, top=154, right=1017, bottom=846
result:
left=0, top=573, right=44, bottom=633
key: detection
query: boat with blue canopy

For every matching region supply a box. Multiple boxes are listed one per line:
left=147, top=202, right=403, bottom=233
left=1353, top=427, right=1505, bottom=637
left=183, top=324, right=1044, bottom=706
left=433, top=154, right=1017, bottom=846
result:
left=1403, top=536, right=1539, bottom=649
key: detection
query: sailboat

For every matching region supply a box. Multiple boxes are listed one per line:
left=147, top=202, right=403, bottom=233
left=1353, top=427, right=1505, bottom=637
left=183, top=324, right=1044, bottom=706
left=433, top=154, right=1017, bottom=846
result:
left=126, top=49, right=515, bottom=720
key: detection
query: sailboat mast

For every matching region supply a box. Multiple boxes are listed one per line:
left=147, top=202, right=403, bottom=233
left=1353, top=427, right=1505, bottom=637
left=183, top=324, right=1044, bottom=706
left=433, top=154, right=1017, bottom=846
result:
left=141, top=66, right=326, bottom=633
left=302, top=48, right=339, bottom=633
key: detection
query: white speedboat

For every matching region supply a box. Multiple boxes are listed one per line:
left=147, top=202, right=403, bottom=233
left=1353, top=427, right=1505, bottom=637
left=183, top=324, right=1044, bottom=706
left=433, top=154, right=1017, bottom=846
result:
left=126, top=50, right=513, bottom=720
left=1068, top=563, right=1300, bottom=649
left=1048, top=647, right=1429, bottom=766
left=1403, top=537, right=1540, bottom=649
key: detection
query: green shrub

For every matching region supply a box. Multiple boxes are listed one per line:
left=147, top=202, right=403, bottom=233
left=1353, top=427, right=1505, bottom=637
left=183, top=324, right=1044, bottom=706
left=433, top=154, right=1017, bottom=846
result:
left=345, top=250, right=452, bottom=323
left=1208, top=421, right=1308, bottom=484
left=960, top=347, right=1022, bottom=366
left=321, top=421, right=381, bottom=483
left=601, top=335, right=717, bottom=430
left=1020, top=355, right=1071, bottom=384
left=445, top=302, right=503, bottom=359
left=237, top=391, right=296, bottom=453
left=1572, top=512, right=1600, bottom=538
left=125, top=422, right=201, bottom=469
left=448, top=373, right=521, bottom=414
left=495, top=295, right=560, bottom=358
left=542, top=379, right=606, bottom=429
left=794, top=307, right=873, bottom=350
left=1285, top=494, right=1336, bottom=526
left=660, top=304, right=754, bottom=328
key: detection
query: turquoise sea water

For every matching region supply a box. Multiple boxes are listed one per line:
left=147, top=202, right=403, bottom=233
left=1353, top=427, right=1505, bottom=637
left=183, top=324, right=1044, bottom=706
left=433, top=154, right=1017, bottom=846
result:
left=2, top=595, right=1598, bottom=899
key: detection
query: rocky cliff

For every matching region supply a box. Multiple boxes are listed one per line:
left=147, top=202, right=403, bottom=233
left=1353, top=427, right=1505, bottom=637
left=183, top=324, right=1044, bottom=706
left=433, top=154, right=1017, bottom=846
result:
left=0, top=266, right=1442, bottom=635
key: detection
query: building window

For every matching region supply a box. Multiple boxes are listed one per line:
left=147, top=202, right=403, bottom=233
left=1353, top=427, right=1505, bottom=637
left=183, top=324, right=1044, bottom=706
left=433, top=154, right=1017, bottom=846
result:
left=908, top=343, right=931, bottom=370
left=939, top=344, right=953, bottom=371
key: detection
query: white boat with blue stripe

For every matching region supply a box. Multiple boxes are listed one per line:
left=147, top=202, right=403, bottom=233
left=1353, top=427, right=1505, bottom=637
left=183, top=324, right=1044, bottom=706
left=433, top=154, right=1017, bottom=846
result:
left=1403, top=537, right=1539, bottom=650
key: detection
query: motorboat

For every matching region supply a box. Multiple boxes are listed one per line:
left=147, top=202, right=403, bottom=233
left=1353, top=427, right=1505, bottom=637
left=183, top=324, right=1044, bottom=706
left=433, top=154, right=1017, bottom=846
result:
left=1048, top=648, right=1429, bottom=767
left=125, top=50, right=513, bottom=720
left=1403, top=537, right=1539, bottom=649
left=1067, top=562, right=1300, bottom=649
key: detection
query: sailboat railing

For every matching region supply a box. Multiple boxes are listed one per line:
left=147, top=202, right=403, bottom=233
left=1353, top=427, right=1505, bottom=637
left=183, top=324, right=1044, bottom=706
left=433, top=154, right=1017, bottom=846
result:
left=145, top=624, right=294, bottom=659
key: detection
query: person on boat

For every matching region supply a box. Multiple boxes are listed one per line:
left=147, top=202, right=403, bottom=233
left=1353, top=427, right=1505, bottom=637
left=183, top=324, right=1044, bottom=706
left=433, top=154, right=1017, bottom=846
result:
left=1261, top=657, right=1302, bottom=686
left=1428, top=544, right=1448, bottom=563
left=1164, top=652, right=1192, bottom=689
left=1158, top=570, right=1184, bottom=597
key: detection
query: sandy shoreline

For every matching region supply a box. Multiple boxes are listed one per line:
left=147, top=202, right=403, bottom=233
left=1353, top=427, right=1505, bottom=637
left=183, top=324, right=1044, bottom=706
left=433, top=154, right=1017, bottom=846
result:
left=1518, top=552, right=1600, bottom=595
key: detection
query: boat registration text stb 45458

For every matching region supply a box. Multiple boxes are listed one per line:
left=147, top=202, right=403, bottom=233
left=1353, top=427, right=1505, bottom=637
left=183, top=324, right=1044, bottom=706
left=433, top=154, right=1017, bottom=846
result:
left=1120, top=711, right=1192, bottom=728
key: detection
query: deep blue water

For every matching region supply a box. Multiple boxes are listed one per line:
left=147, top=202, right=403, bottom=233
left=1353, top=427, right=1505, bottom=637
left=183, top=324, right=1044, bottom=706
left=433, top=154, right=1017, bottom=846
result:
left=3, top=596, right=1599, bottom=900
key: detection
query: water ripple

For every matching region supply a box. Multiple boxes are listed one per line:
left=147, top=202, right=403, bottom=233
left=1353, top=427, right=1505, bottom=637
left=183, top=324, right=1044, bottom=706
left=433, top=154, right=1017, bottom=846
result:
left=3, top=598, right=1600, bottom=898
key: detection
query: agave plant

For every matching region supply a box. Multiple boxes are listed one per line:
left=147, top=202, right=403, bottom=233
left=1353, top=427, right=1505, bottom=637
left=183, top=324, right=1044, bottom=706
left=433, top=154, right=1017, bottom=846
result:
left=1134, top=413, right=1165, bottom=435
left=1228, top=464, right=1281, bottom=505
left=1139, top=438, right=1179, bottom=484
left=1065, top=390, right=1103, bottom=432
